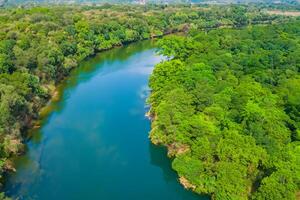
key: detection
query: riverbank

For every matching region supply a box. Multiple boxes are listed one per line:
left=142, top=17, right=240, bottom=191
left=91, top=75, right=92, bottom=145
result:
left=2, top=23, right=195, bottom=181
left=147, top=21, right=300, bottom=199
left=4, top=40, right=205, bottom=200
left=0, top=5, right=294, bottom=198
left=147, top=111, right=198, bottom=193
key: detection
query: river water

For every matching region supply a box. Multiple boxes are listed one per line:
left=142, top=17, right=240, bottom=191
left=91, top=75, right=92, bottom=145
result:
left=4, top=40, right=207, bottom=200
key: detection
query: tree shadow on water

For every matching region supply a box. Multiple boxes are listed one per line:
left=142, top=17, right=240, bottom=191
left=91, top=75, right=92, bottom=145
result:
left=149, top=142, right=177, bottom=183
left=148, top=142, right=210, bottom=200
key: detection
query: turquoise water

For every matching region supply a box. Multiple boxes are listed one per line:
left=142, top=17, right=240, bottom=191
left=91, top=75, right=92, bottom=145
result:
left=4, top=41, right=207, bottom=200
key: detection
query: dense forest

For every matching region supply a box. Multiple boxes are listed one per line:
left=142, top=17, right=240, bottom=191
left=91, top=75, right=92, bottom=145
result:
left=148, top=19, right=300, bottom=199
left=0, top=2, right=299, bottom=199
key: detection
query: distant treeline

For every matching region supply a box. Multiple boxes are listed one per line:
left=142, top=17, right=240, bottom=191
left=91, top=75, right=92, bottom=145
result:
left=2, top=0, right=300, bottom=7
left=0, top=3, right=294, bottom=199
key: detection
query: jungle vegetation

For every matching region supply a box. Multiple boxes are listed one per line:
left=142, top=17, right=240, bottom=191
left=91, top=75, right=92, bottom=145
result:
left=148, top=19, right=300, bottom=199
left=0, top=2, right=298, bottom=199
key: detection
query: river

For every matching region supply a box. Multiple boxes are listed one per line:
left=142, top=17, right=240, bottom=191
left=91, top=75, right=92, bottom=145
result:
left=4, top=40, right=207, bottom=200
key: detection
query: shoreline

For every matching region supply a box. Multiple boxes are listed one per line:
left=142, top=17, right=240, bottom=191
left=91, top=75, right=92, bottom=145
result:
left=1, top=21, right=274, bottom=178
left=2, top=33, right=171, bottom=181
left=3, top=19, right=286, bottom=197
left=146, top=108, right=199, bottom=195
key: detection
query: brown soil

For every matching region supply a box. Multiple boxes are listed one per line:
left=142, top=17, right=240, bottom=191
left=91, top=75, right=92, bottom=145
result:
left=179, top=176, right=196, bottom=190
left=296, top=191, right=300, bottom=200
left=4, top=160, right=16, bottom=172
left=167, top=143, right=190, bottom=157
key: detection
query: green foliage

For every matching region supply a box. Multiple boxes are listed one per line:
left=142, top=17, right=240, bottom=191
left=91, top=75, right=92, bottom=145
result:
left=0, top=3, right=294, bottom=199
left=149, top=20, right=300, bottom=199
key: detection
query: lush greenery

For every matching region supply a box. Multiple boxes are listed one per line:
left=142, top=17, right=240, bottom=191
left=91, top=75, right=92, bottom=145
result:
left=148, top=19, right=300, bottom=199
left=0, top=3, right=295, bottom=198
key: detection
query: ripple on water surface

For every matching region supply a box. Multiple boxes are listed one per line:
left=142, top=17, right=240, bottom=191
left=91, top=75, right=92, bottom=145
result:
left=5, top=41, right=208, bottom=200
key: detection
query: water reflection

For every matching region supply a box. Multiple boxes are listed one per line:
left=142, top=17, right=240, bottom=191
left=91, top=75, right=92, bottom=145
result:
left=5, top=40, right=207, bottom=200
